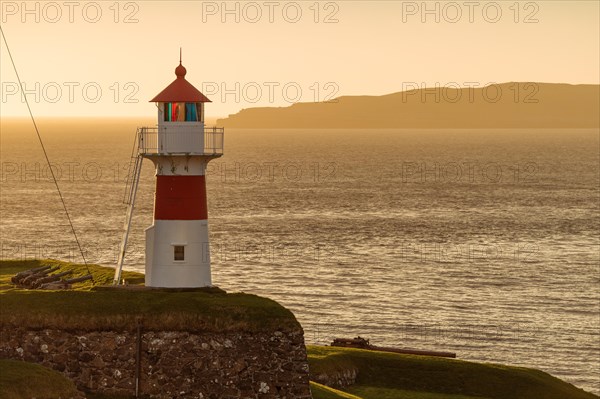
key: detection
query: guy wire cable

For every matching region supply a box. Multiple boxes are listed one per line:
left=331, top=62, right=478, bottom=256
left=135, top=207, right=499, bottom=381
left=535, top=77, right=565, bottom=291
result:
left=0, top=26, right=94, bottom=281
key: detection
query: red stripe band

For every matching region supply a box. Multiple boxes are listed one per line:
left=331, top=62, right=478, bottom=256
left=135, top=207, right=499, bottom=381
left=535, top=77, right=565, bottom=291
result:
left=154, top=175, right=208, bottom=220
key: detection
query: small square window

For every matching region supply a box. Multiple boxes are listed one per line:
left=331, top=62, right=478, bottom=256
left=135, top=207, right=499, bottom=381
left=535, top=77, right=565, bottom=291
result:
left=174, top=245, right=185, bottom=261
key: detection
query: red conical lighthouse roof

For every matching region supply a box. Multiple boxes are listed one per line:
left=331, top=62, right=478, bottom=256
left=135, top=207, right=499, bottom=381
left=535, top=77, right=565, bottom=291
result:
left=150, top=62, right=211, bottom=103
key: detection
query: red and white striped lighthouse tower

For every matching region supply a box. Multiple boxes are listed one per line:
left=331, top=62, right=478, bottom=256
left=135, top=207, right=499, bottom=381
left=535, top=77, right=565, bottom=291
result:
left=139, top=58, right=223, bottom=287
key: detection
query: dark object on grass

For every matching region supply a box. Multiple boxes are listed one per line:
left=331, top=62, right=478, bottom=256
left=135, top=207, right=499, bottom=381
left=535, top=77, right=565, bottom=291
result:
left=11, top=266, right=93, bottom=290
left=331, top=336, right=457, bottom=358
left=39, top=274, right=93, bottom=290
left=19, top=267, right=60, bottom=286
left=32, top=271, right=73, bottom=288
left=10, top=265, right=52, bottom=284
left=332, top=337, right=371, bottom=349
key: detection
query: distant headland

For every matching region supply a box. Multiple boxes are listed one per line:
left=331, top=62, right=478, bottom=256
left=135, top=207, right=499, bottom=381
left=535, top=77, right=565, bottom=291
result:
left=217, top=82, right=600, bottom=129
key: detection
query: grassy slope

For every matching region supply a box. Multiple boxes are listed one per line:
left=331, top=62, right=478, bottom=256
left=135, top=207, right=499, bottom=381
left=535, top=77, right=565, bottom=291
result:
left=0, top=260, right=298, bottom=332
left=310, top=381, right=362, bottom=399
left=308, top=346, right=599, bottom=399
left=0, top=359, right=81, bottom=399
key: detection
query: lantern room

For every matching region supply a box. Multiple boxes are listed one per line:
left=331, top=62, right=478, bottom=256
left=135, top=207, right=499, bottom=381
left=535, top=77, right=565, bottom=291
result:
left=150, top=62, right=211, bottom=123
left=143, top=61, right=221, bottom=155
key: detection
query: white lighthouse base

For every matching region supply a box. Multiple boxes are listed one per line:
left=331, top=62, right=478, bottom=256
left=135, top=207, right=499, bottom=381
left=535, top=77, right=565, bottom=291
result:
left=145, top=220, right=212, bottom=288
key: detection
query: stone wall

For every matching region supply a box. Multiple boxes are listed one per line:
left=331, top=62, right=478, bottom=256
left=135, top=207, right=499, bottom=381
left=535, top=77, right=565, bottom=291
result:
left=310, top=367, right=358, bottom=389
left=0, top=327, right=312, bottom=399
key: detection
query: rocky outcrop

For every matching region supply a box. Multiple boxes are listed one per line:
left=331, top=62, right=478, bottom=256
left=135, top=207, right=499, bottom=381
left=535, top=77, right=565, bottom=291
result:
left=0, top=327, right=312, bottom=398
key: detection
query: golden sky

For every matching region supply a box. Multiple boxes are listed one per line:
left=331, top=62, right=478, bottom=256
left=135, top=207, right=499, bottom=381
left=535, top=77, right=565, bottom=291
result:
left=1, top=0, right=598, bottom=117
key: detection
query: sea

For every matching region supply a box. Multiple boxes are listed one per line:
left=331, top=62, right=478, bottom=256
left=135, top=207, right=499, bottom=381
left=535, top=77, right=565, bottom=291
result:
left=1, top=119, right=599, bottom=395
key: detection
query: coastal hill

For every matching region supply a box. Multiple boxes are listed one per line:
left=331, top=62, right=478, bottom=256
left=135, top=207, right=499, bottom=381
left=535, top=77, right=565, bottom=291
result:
left=308, top=345, right=599, bottom=399
left=1, top=260, right=598, bottom=398
left=0, top=260, right=311, bottom=398
left=217, top=83, right=600, bottom=129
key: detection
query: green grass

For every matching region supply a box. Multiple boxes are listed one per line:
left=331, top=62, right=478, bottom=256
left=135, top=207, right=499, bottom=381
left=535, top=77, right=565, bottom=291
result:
left=0, top=359, right=81, bottom=399
left=347, top=387, right=486, bottom=399
left=310, top=381, right=362, bottom=399
left=307, top=345, right=599, bottom=399
left=0, top=259, right=144, bottom=290
left=0, top=260, right=299, bottom=332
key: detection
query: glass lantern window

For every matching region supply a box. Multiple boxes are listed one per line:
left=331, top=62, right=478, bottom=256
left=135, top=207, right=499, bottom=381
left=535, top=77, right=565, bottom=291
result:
left=164, top=102, right=203, bottom=122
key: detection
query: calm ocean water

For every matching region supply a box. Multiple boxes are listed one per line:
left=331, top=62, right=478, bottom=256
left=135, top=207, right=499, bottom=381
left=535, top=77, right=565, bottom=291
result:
left=1, top=119, right=599, bottom=394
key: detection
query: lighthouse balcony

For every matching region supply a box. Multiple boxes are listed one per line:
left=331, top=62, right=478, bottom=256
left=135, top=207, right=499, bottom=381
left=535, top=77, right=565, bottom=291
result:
left=137, top=126, right=224, bottom=156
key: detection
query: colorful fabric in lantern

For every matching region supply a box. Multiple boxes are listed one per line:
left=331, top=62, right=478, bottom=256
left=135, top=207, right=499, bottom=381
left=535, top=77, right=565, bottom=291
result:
left=177, top=103, right=185, bottom=121
left=186, top=103, right=197, bottom=121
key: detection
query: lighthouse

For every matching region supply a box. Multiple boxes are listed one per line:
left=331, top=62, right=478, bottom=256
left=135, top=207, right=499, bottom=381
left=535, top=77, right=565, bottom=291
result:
left=115, top=57, right=224, bottom=287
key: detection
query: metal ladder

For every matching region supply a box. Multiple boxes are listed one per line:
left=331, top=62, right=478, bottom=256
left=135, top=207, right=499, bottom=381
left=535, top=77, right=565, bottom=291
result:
left=114, top=130, right=143, bottom=285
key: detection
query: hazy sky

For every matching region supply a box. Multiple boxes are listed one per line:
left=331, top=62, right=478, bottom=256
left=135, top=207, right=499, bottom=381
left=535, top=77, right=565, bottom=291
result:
left=1, top=1, right=598, bottom=117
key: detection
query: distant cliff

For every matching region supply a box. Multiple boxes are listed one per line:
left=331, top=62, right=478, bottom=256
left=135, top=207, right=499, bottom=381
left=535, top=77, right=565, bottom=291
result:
left=217, top=83, right=599, bottom=128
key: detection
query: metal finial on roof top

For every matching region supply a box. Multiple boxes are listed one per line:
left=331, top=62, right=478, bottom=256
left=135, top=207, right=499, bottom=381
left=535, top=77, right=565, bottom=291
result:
left=175, top=48, right=186, bottom=78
